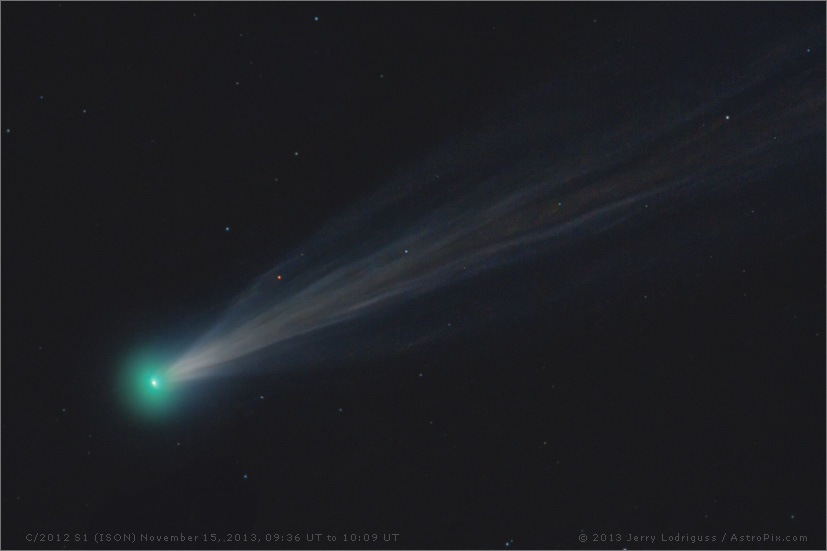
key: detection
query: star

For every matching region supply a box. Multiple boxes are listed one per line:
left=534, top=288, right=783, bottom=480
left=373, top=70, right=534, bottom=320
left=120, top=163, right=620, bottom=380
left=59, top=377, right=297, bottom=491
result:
left=225, top=226, right=230, bottom=231
left=260, top=395, right=264, bottom=399
left=243, top=474, right=248, bottom=479
left=314, top=16, right=319, bottom=21
left=82, top=109, right=87, bottom=114
left=5, top=129, right=9, bottom=133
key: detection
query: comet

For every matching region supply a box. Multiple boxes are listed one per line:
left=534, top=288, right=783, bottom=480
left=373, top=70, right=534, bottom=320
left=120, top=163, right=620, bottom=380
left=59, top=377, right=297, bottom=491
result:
left=135, top=29, right=820, bottom=391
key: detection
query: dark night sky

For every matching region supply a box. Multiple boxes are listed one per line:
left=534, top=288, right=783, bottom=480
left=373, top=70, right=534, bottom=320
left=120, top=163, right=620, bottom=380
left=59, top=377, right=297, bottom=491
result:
left=2, top=2, right=825, bottom=550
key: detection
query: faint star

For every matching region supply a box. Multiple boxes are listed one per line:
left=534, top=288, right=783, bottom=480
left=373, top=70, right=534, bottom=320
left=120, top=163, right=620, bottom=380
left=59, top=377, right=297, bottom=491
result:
left=243, top=474, right=248, bottom=479
left=225, top=226, right=230, bottom=231
left=404, top=249, right=408, bottom=254
left=5, top=129, right=9, bottom=133
left=338, top=408, right=343, bottom=412
left=39, top=95, right=44, bottom=100
left=82, top=109, right=87, bottom=114
left=294, top=151, right=299, bottom=156
left=314, top=16, right=319, bottom=21
left=177, top=442, right=181, bottom=446
left=419, top=373, right=423, bottom=377
left=61, top=408, right=66, bottom=413
left=725, top=115, right=730, bottom=120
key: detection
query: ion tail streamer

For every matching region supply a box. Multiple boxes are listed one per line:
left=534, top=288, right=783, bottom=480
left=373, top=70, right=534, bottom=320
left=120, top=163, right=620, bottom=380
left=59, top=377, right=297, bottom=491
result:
left=162, top=31, right=822, bottom=385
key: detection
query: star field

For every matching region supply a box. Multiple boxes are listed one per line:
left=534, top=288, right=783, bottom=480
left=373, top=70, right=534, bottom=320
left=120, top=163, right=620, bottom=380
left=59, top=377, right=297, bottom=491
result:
left=2, top=3, right=825, bottom=550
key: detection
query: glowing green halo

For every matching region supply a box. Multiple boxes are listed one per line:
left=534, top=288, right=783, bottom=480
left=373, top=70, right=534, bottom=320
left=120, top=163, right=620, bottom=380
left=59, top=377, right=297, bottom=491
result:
left=117, top=349, right=179, bottom=419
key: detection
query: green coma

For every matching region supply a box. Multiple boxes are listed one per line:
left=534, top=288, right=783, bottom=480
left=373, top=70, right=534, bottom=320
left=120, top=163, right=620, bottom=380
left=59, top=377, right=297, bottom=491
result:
left=119, top=349, right=178, bottom=419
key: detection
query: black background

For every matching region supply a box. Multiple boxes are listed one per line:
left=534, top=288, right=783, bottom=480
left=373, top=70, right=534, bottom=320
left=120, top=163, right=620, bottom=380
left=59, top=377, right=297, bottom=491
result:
left=2, top=3, right=825, bottom=550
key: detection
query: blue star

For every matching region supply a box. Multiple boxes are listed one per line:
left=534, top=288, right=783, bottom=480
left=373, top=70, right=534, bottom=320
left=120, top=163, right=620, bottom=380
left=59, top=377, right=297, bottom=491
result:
left=82, top=109, right=87, bottom=114
left=225, top=226, right=230, bottom=231
left=243, top=474, right=248, bottom=479
left=404, top=249, right=408, bottom=254
left=39, top=95, right=44, bottom=100
left=338, top=408, right=343, bottom=413
left=725, top=115, right=730, bottom=120
left=314, top=16, right=319, bottom=21
left=260, top=395, right=264, bottom=399
left=419, top=373, right=423, bottom=377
